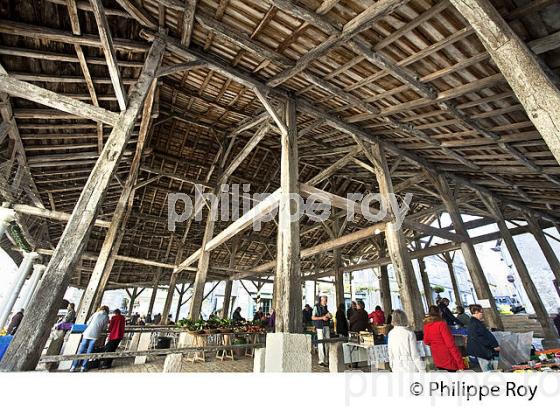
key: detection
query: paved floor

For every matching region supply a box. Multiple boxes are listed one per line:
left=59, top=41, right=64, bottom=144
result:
left=77, top=353, right=332, bottom=373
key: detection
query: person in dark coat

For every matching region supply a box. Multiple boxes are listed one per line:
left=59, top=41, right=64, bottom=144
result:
left=347, top=301, right=357, bottom=320
left=467, top=304, right=500, bottom=372
left=232, top=307, right=245, bottom=322
left=438, top=298, right=463, bottom=327
left=335, top=303, right=349, bottom=337
left=349, top=301, right=370, bottom=332
left=6, top=309, right=23, bottom=335
left=554, top=308, right=560, bottom=337
left=302, top=304, right=313, bottom=326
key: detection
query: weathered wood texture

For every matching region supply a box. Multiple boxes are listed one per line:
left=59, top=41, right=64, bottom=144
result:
left=0, top=39, right=165, bottom=371
left=273, top=98, right=302, bottom=333
left=450, top=0, right=560, bottom=165
left=433, top=173, right=504, bottom=330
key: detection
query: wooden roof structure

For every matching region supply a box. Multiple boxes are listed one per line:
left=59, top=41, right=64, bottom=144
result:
left=1, top=0, right=560, bottom=291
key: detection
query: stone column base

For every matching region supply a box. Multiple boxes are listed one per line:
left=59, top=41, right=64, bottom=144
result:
left=264, top=332, right=311, bottom=372
left=162, top=353, right=183, bottom=372
left=58, top=333, right=82, bottom=370
left=329, top=342, right=345, bottom=373
left=253, top=347, right=266, bottom=372
left=134, top=332, right=152, bottom=365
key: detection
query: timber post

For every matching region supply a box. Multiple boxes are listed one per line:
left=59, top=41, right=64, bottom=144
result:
left=0, top=38, right=165, bottom=371
left=371, top=143, right=424, bottom=330
left=432, top=173, right=503, bottom=330
left=480, top=195, right=558, bottom=338
left=273, top=97, right=302, bottom=333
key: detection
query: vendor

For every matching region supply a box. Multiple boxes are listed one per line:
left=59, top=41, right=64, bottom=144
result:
left=349, top=300, right=370, bottom=332
left=466, top=304, right=500, bottom=372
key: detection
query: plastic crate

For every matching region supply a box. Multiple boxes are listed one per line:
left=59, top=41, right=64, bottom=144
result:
left=71, top=324, right=87, bottom=334
left=0, top=335, right=14, bottom=361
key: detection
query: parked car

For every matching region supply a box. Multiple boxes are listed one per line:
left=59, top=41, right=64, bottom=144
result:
left=494, top=296, right=525, bottom=314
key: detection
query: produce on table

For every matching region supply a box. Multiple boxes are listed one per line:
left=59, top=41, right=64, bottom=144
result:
left=176, top=318, right=265, bottom=334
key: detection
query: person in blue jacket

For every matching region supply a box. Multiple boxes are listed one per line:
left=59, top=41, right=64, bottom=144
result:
left=466, top=304, right=500, bottom=372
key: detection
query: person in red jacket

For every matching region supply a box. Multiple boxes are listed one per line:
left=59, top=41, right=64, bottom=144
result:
left=100, top=309, right=126, bottom=369
left=368, top=306, right=385, bottom=326
left=423, top=305, right=464, bottom=371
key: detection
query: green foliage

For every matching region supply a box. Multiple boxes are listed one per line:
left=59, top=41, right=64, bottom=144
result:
left=9, top=222, right=31, bottom=252
left=432, top=285, right=445, bottom=294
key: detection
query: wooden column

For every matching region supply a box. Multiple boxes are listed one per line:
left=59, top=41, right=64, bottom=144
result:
left=161, top=245, right=181, bottom=325
left=377, top=236, right=393, bottom=313
left=76, top=78, right=157, bottom=323
left=146, top=271, right=161, bottom=321
left=449, top=0, right=560, bottom=165
left=379, top=264, right=392, bottom=313
left=126, top=287, right=140, bottom=316
left=0, top=39, right=165, bottom=371
left=371, top=144, right=424, bottom=330
left=481, top=196, right=558, bottom=338
left=416, top=239, right=433, bottom=307
left=273, top=98, right=302, bottom=333
left=221, top=241, right=238, bottom=319
left=188, top=203, right=217, bottom=320
left=526, top=215, right=560, bottom=285
left=222, top=281, right=233, bottom=319
left=175, top=283, right=187, bottom=322
left=442, top=252, right=463, bottom=308
left=433, top=174, right=503, bottom=330
left=333, top=249, right=345, bottom=308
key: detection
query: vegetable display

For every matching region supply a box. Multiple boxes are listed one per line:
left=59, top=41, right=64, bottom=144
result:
left=176, top=317, right=266, bottom=334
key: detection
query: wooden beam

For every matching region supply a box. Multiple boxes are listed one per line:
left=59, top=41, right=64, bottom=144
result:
left=188, top=202, right=217, bottom=320
left=89, top=0, right=128, bottom=110
left=480, top=195, right=558, bottom=338
left=450, top=0, right=560, bottom=165
left=525, top=214, right=560, bottom=285
left=232, top=222, right=386, bottom=279
left=175, top=189, right=281, bottom=272
left=0, top=74, right=118, bottom=125
left=220, top=122, right=271, bottom=181
left=76, top=80, right=157, bottom=323
left=371, top=143, right=424, bottom=330
left=181, top=0, right=198, bottom=46
left=266, top=0, right=409, bottom=87
left=0, top=39, right=165, bottom=372
left=306, top=145, right=362, bottom=186
left=274, top=98, right=302, bottom=333
left=431, top=173, right=503, bottom=330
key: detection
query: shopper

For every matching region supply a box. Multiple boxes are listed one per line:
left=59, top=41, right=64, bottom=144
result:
left=347, top=301, right=357, bottom=320
left=70, top=305, right=110, bottom=372
left=312, top=296, right=331, bottom=366
left=302, top=304, right=313, bottom=326
left=455, top=306, right=471, bottom=326
left=554, top=308, right=560, bottom=337
left=267, top=309, right=276, bottom=330
left=423, top=305, right=464, bottom=371
left=335, top=303, right=349, bottom=337
left=6, top=309, right=24, bottom=335
left=232, top=307, right=245, bottom=322
left=349, top=300, right=370, bottom=332
left=253, top=307, right=265, bottom=322
left=368, top=305, right=386, bottom=326
left=438, top=298, right=463, bottom=327
left=100, top=309, right=126, bottom=369
left=387, top=310, right=424, bottom=372
left=63, top=303, right=77, bottom=324
left=467, top=304, right=500, bottom=372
